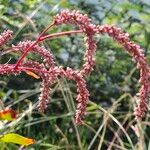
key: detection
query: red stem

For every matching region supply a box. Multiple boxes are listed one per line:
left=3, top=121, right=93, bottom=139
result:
left=14, top=22, right=55, bottom=69
left=39, top=30, right=82, bottom=41
left=14, top=30, right=83, bottom=69
left=14, top=29, right=82, bottom=69
left=14, top=40, right=39, bottom=69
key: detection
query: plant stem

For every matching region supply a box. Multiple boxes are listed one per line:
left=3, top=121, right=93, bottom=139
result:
left=14, top=22, right=55, bottom=69
left=39, top=30, right=82, bottom=41
left=14, top=29, right=82, bottom=69
left=14, top=40, right=39, bottom=69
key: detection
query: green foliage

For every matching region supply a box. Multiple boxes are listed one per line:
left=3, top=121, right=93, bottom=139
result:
left=0, top=0, right=150, bottom=149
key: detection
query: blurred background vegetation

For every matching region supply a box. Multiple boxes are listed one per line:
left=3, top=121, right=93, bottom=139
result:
left=0, top=0, right=150, bottom=149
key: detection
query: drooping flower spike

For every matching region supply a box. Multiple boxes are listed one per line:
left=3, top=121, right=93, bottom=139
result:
left=53, top=10, right=97, bottom=76
left=53, top=10, right=150, bottom=119
left=95, top=25, right=150, bottom=118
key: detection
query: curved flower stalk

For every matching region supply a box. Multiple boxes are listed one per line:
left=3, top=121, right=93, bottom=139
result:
left=59, top=67, right=89, bottom=124
left=95, top=25, right=150, bottom=118
left=0, top=10, right=150, bottom=124
left=24, top=61, right=52, bottom=112
left=38, top=66, right=62, bottom=112
left=53, top=10, right=97, bottom=76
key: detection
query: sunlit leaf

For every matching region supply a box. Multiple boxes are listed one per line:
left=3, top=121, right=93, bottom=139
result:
left=25, top=71, right=40, bottom=79
left=0, top=133, right=35, bottom=146
left=0, top=108, right=17, bottom=121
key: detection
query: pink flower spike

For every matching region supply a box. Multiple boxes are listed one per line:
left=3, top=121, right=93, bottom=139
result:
left=0, top=30, right=13, bottom=47
left=96, top=25, right=150, bottom=119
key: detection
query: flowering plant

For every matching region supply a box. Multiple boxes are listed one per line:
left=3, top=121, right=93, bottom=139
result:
left=0, top=10, right=149, bottom=124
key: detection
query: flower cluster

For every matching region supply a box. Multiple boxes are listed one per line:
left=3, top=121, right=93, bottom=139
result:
left=0, top=30, right=13, bottom=47
left=54, top=10, right=97, bottom=76
left=0, top=10, right=149, bottom=124
left=95, top=25, right=150, bottom=118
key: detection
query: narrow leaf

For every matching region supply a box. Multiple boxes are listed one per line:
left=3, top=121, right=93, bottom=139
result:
left=25, top=71, right=40, bottom=79
left=0, top=133, right=35, bottom=146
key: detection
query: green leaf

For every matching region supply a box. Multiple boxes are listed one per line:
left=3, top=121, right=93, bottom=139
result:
left=0, top=133, right=35, bottom=146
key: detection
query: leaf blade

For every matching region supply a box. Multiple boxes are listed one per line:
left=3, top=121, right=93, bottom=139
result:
left=0, top=133, right=35, bottom=146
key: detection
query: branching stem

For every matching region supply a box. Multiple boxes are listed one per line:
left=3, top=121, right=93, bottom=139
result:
left=39, top=30, right=82, bottom=41
left=14, top=22, right=55, bottom=69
